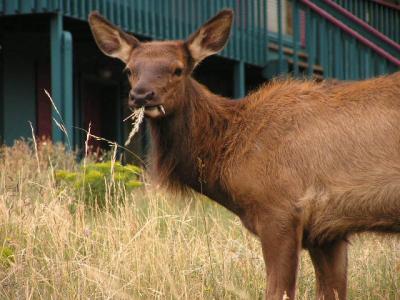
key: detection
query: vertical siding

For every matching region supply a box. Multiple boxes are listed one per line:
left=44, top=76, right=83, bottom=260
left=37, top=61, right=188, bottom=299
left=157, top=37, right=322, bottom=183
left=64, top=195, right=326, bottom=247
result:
left=0, top=0, right=398, bottom=76
left=0, top=0, right=274, bottom=66
left=333, top=0, right=400, bottom=43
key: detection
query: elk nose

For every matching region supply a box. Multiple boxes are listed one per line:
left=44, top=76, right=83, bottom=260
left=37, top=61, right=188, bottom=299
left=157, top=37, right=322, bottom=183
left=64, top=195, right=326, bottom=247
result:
left=130, top=88, right=155, bottom=106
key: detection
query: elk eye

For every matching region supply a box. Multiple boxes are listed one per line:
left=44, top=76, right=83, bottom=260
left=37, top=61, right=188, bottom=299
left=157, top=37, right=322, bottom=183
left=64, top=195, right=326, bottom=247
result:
left=173, top=67, right=183, bottom=76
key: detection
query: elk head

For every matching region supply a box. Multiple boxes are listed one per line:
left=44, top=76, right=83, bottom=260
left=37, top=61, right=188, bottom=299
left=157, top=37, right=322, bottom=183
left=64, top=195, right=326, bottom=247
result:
left=89, top=9, right=233, bottom=118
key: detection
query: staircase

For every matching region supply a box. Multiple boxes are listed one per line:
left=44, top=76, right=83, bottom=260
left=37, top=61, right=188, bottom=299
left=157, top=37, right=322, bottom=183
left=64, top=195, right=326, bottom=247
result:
left=333, top=0, right=400, bottom=43
left=1, top=0, right=398, bottom=81
left=264, top=0, right=400, bottom=80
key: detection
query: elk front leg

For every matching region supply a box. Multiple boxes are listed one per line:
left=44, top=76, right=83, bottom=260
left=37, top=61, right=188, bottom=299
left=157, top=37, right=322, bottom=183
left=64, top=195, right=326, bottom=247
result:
left=259, top=216, right=302, bottom=300
left=308, top=239, right=348, bottom=300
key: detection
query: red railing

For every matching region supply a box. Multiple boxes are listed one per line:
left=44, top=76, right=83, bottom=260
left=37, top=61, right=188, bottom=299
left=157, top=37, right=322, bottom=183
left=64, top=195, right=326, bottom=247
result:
left=301, top=0, right=400, bottom=66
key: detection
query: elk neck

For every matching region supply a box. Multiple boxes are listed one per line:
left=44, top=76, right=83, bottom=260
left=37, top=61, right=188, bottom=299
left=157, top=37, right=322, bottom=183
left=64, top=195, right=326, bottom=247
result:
left=148, top=77, right=244, bottom=215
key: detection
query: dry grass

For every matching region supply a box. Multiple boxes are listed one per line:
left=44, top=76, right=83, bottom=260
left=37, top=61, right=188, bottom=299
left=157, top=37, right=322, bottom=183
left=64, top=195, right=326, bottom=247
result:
left=124, top=107, right=145, bottom=146
left=0, top=141, right=399, bottom=299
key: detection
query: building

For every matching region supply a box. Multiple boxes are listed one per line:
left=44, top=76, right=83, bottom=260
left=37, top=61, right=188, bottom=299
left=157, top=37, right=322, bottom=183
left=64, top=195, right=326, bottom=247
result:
left=0, top=0, right=399, bottom=160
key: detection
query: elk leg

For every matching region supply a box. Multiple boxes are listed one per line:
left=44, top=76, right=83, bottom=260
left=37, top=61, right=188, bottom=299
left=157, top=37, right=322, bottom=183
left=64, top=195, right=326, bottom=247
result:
left=259, top=218, right=302, bottom=300
left=308, top=239, right=348, bottom=300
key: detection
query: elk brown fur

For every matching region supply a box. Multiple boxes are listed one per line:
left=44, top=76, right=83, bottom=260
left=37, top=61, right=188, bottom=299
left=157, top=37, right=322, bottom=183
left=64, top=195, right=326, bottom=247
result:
left=89, top=9, right=400, bottom=300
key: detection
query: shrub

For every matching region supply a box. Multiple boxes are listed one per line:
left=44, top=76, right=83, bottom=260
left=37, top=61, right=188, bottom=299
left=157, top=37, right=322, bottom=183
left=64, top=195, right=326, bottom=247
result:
left=55, top=161, right=143, bottom=207
left=0, top=246, right=14, bottom=267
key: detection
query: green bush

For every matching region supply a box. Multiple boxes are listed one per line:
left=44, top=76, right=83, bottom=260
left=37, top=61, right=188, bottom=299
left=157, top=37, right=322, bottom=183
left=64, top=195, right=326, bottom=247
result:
left=55, top=161, right=143, bottom=207
left=0, top=246, right=14, bottom=267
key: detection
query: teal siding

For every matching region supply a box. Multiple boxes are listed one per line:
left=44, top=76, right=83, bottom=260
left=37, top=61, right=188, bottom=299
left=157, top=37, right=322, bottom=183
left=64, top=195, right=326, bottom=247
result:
left=0, top=0, right=271, bottom=67
left=2, top=35, right=36, bottom=144
left=1, top=0, right=399, bottom=77
left=333, top=0, right=400, bottom=43
left=50, top=13, right=74, bottom=146
left=310, top=0, right=399, bottom=61
left=296, top=0, right=399, bottom=80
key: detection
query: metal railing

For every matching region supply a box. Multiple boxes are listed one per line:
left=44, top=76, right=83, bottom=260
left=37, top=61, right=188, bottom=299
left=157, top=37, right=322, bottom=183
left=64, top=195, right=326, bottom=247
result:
left=333, top=0, right=400, bottom=43
left=288, top=0, right=400, bottom=80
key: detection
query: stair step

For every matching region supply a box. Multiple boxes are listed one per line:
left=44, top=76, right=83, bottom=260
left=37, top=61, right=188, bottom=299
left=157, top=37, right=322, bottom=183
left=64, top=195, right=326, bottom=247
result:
left=287, top=58, right=324, bottom=74
left=268, top=43, right=309, bottom=60
left=267, top=43, right=324, bottom=79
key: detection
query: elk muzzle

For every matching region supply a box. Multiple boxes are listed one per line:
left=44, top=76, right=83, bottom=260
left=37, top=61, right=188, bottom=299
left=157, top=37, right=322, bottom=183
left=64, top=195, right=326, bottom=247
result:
left=128, top=88, right=166, bottom=118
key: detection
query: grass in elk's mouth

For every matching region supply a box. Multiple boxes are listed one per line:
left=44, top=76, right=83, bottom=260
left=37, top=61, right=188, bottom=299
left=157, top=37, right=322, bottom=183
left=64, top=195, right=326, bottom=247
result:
left=124, top=106, right=145, bottom=146
left=0, top=141, right=399, bottom=299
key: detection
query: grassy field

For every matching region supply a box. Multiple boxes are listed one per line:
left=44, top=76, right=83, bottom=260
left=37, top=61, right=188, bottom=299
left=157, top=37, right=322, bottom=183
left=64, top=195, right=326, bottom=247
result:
left=0, top=141, right=399, bottom=299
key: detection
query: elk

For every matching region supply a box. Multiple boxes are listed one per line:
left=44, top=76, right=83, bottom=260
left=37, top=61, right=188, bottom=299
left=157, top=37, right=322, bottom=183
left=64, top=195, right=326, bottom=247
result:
left=89, top=9, right=400, bottom=300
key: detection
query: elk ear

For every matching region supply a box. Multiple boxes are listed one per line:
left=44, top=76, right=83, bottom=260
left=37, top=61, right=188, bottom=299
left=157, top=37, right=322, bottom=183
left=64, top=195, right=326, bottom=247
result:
left=88, top=11, right=139, bottom=63
left=185, top=9, right=233, bottom=66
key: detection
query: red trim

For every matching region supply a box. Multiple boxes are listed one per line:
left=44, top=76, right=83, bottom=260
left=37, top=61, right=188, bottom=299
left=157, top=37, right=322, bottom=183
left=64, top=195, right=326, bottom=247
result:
left=36, top=61, right=52, bottom=140
left=324, top=0, right=400, bottom=50
left=372, top=0, right=400, bottom=11
left=301, top=0, right=400, bottom=67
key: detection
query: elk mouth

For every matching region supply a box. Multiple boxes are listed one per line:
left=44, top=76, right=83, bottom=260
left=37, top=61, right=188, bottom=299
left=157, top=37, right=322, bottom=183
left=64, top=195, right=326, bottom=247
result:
left=143, top=104, right=166, bottom=117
